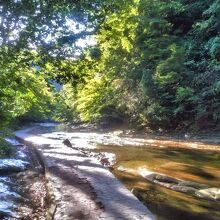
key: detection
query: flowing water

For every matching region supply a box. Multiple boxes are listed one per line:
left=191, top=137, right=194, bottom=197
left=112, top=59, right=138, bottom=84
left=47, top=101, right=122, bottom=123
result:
left=53, top=124, right=220, bottom=220
left=26, top=124, right=220, bottom=220
left=92, top=144, right=220, bottom=220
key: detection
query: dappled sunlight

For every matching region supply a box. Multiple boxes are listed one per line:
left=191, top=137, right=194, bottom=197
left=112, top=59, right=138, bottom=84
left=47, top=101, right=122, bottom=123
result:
left=114, top=169, right=220, bottom=220
left=43, top=129, right=220, bottom=151
left=2, top=0, right=220, bottom=219
left=14, top=124, right=220, bottom=220
left=92, top=136, right=220, bottom=220
left=15, top=125, right=156, bottom=219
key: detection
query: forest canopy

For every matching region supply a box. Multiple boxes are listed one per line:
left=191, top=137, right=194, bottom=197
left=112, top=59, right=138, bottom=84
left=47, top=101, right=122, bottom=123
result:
left=1, top=0, right=220, bottom=130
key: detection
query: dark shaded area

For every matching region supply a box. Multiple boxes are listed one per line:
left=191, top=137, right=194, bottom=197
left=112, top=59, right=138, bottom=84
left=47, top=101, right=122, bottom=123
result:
left=187, top=167, right=217, bottom=180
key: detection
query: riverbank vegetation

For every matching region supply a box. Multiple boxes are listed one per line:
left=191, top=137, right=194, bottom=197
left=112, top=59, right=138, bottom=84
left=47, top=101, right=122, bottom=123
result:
left=63, top=0, right=220, bottom=130
left=0, top=0, right=220, bottom=138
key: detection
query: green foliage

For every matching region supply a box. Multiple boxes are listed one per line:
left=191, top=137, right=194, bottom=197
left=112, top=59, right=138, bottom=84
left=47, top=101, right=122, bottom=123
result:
left=0, top=51, right=55, bottom=125
left=0, top=140, right=12, bottom=158
left=0, top=129, right=13, bottom=158
left=1, top=0, right=220, bottom=131
left=53, top=83, right=78, bottom=122
left=47, top=0, right=220, bottom=130
left=207, top=37, right=220, bottom=60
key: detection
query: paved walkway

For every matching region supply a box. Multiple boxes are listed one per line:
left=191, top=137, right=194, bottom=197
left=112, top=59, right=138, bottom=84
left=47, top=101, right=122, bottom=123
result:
left=14, top=126, right=155, bottom=220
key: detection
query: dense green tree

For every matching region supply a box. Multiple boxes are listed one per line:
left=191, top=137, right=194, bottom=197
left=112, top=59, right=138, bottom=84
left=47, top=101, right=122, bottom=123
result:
left=1, top=0, right=220, bottom=131
left=63, top=0, right=220, bottom=130
left=0, top=0, right=109, bottom=126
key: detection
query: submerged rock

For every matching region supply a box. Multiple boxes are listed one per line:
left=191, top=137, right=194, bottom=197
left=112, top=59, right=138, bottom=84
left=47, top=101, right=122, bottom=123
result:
left=152, top=174, right=179, bottom=184
left=195, top=188, right=220, bottom=201
left=138, top=168, right=219, bottom=201
left=117, top=166, right=127, bottom=172
left=170, top=185, right=197, bottom=194
left=178, top=180, right=208, bottom=189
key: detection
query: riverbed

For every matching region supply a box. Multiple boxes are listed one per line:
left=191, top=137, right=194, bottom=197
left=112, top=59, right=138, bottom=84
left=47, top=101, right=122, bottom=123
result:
left=93, top=144, right=220, bottom=220
left=6, top=123, right=220, bottom=219
left=46, top=124, right=220, bottom=220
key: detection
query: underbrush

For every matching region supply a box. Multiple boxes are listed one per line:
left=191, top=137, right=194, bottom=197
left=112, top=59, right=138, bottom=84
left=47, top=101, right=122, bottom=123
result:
left=0, top=138, right=12, bottom=158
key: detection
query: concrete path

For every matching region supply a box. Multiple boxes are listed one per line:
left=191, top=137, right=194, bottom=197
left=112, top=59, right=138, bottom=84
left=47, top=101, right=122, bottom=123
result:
left=14, top=126, right=155, bottom=220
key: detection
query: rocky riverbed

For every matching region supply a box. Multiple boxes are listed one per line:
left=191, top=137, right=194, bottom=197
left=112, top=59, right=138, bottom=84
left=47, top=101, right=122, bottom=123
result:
left=2, top=122, right=220, bottom=220
left=14, top=123, right=155, bottom=220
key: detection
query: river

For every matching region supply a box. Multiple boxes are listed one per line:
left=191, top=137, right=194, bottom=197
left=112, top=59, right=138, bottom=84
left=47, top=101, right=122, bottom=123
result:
left=51, top=124, right=220, bottom=220
left=2, top=123, right=220, bottom=219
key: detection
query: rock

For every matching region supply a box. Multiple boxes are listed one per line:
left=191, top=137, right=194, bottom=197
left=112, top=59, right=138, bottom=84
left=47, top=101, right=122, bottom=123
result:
left=142, top=173, right=156, bottom=182
left=0, top=166, right=24, bottom=173
left=100, top=157, right=110, bottom=166
left=0, top=204, right=13, bottom=218
left=131, top=188, right=141, bottom=199
left=63, top=139, right=73, bottom=148
left=170, top=185, right=196, bottom=194
left=0, top=181, right=21, bottom=200
left=139, top=168, right=220, bottom=201
left=153, top=180, right=173, bottom=189
left=0, top=179, right=20, bottom=218
left=178, top=180, right=208, bottom=189
left=97, top=152, right=116, bottom=167
left=195, top=188, right=220, bottom=201
left=153, top=174, right=179, bottom=184
left=141, top=172, right=179, bottom=184
left=117, top=166, right=127, bottom=172
left=4, top=138, right=23, bottom=146
left=0, top=159, right=29, bottom=174
left=102, top=152, right=116, bottom=166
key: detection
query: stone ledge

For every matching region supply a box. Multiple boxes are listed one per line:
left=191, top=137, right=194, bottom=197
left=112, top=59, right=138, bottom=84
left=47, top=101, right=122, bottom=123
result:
left=14, top=126, right=155, bottom=220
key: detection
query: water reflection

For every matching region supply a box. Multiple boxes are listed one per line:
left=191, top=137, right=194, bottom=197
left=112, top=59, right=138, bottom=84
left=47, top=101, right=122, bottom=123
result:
left=93, top=144, right=220, bottom=220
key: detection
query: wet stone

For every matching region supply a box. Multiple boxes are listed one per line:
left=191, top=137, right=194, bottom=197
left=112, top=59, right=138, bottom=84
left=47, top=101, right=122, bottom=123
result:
left=0, top=159, right=29, bottom=174
left=195, top=188, right=220, bottom=201
left=170, top=185, right=196, bottom=194
left=0, top=177, right=20, bottom=218
left=4, top=138, right=23, bottom=146
left=15, top=125, right=156, bottom=220
left=140, top=169, right=220, bottom=201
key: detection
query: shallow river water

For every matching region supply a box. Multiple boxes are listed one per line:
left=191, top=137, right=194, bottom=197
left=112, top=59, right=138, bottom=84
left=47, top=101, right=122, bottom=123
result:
left=93, top=144, right=220, bottom=220
left=48, top=124, right=220, bottom=220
